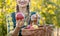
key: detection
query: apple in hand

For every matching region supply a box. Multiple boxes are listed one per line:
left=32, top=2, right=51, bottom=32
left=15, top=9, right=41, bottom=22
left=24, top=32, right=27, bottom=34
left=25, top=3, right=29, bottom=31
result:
left=16, top=12, right=24, bottom=20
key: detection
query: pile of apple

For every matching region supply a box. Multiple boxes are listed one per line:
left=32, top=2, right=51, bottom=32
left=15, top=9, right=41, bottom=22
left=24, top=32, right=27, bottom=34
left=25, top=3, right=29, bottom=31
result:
left=26, top=25, right=39, bottom=30
left=16, top=12, right=25, bottom=20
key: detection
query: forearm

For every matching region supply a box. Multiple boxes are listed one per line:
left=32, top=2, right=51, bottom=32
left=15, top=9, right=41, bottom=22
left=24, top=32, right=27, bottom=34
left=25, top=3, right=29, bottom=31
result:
left=11, top=27, right=21, bottom=36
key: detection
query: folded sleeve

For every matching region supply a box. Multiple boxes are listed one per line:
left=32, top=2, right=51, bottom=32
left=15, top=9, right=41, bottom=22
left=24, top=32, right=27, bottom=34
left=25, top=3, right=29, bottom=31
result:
left=6, top=13, right=14, bottom=33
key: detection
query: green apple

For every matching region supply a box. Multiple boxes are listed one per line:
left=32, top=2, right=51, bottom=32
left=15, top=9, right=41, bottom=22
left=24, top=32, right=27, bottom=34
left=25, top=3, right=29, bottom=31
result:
left=32, top=25, right=38, bottom=29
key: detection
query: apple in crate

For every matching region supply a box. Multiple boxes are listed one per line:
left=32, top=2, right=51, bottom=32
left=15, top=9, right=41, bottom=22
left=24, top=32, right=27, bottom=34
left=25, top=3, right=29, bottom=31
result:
left=26, top=25, right=34, bottom=30
left=26, top=25, right=32, bottom=29
left=32, top=25, right=38, bottom=29
left=16, top=12, right=24, bottom=20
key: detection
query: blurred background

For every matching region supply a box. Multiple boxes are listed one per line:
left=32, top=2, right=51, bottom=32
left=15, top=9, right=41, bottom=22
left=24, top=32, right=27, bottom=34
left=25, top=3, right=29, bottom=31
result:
left=0, top=0, right=60, bottom=36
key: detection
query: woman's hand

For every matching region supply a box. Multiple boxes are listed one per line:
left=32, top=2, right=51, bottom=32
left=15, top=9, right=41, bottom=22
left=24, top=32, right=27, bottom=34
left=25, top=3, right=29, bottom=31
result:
left=16, top=19, right=24, bottom=28
left=11, top=19, right=24, bottom=36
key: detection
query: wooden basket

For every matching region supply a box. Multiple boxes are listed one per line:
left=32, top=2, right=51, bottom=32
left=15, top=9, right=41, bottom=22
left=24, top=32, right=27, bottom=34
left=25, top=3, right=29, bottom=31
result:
left=21, top=25, right=53, bottom=36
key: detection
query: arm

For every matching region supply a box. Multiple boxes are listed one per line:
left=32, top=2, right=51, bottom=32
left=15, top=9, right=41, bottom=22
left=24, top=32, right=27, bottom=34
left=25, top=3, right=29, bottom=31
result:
left=6, top=13, right=18, bottom=36
left=8, top=21, right=24, bottom=36
left=9, top=27, right=21, bottom=36
left=7, top=13, right=24, bottom=36
left=9, top=20, right=24, bottom=36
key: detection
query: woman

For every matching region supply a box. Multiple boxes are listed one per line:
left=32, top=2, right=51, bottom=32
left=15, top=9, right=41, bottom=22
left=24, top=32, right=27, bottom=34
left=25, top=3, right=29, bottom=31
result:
left=7, top=0, right=30, bottom=36
left=7, top=0, right=38, bottom=36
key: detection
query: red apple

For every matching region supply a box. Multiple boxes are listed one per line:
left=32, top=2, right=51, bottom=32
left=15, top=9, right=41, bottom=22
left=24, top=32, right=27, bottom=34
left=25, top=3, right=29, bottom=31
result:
left=16, top=12, right=24, bottom=20
left=29, top=26, right=34, bottom=30
left=26, top=25, right=34, bottom=30
left=26, top=25, right=32, bottom=29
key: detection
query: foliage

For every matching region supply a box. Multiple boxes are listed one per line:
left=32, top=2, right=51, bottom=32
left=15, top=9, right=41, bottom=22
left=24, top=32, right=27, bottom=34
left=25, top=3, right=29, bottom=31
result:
left=0, top=0, right=60, bottom=36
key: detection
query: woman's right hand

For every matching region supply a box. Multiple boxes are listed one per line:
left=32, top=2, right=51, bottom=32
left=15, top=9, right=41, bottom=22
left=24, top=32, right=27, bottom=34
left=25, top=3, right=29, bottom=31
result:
left=11, top=20, right=24, bottom=36
left=16, top=19, right=24, bottom=28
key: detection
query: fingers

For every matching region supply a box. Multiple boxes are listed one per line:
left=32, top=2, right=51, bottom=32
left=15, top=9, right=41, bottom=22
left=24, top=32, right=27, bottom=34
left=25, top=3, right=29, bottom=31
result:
left=17, top=20, right=20, bottom=24
left=16, top=19, right=24, bottom=28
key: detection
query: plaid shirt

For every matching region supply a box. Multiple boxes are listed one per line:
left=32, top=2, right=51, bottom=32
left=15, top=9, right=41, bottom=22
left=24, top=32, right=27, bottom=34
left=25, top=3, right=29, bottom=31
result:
left=6, top=13, right=14, bottom=33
